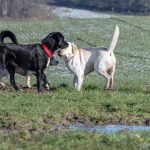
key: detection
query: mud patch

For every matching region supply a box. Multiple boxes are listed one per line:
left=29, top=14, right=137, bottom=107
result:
left=42, top=113, right=150, bottom=132
left=42, top=114, right=150, bottom=133
left=0, top=83, right=55, bottom=93
left=62, top=113, right=148, bottom=126
left=140, top=84, right=150, bottom=88
left=0, top=121, right=17, bottom=131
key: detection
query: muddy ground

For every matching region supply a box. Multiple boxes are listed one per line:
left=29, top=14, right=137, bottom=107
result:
left=0, top=84, right=40, bottom=93
left=0, top=83, right=150, bottom=134
left=0, top=83, right=59, bottom=93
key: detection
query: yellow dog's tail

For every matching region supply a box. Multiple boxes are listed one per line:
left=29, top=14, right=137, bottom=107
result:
left=108, top=25, right=120, bottom=53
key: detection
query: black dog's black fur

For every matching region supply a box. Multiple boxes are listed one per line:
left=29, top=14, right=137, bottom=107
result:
left=0, top=31, right=68, bottom=91
left=0, top=31, right=18, bottom=69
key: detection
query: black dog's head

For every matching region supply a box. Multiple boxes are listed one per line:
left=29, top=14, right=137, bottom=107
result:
left=42, top=32, right=68, bottom=53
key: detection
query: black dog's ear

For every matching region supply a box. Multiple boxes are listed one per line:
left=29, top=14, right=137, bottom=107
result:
left=42, top=33, right=53, bottom=44
left=58, top=37, right=63, bottom=46
left=42, top=36, right=49, bottom=44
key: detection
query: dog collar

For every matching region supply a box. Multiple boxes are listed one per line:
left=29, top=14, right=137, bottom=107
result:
left=41, top=43, right=53, bottom=59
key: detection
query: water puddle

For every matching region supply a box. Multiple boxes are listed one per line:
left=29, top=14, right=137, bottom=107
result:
left=65, top=124, right=150, bottom=133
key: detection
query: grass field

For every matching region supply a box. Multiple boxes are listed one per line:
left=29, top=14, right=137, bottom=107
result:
left=0, top=15, right=150, bottom=149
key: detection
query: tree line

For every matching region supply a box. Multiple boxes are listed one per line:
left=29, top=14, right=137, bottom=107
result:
left=0, top=0, right=40, bottom=18
left=0, top=0, right=150, bottom=18
left=48, top=0, right=150, bottom=14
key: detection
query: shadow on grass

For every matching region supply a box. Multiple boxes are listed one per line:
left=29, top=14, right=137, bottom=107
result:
left=84, top=85, right=100, bottom=91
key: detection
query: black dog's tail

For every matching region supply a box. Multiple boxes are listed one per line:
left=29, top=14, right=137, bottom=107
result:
left=0, top=30, right=18, bottom=69
left=0, top=30, right=18, bottom=44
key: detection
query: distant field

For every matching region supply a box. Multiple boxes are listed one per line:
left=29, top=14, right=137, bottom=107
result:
left=0, top=15, right=150, bottom=149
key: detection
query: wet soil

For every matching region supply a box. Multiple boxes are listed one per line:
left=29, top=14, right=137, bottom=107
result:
left=0, top=112, right=150, bottom=135
left=43, top=113, right=150, bottom=128
left=0, top=84, right=149, bottom=134
left=0, top=83, right=62, bottom=93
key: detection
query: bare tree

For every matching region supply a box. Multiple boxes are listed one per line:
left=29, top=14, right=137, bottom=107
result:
left=6, top=0, right=16, bottom=17
left=16, top=0, right=36, bottom=18
left=0, top=0, right=37, bottom=18
left=0, top=0, right=5, bottom=17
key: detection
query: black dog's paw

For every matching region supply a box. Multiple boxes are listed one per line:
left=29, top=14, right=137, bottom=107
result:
left=50, top=58, right=59, bottom=66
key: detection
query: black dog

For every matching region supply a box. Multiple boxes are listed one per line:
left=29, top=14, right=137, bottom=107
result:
left=0, top=31, right=68, bottom=92
left=0, top=31, right=59, bottom=88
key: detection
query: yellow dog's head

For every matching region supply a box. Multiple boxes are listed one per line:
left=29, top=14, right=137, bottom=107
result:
left=57, top=42, right=78, bottom=61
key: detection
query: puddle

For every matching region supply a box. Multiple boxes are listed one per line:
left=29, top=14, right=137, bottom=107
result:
left=65, top=124, right=150, bottom=133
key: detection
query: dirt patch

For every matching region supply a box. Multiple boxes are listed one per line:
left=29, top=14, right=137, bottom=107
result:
left=0, top=114, right=150, bottom=135
left=0, top=121, right=17, bottom=131
left=0, top=83, right=67, bottom=93
left=140, top=84, right=150, bottom=88
left=42, top=113, right=150, bottom=130
left=0, top=84, right=52, bottom=93
left=0, top=84, right=37, bottom=92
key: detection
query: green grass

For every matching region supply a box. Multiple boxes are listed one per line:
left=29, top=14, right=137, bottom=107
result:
left=0, top=15, right=150, bottom=149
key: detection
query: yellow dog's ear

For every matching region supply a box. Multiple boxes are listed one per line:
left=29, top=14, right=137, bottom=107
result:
left=71, top=43, right=78, bottom=54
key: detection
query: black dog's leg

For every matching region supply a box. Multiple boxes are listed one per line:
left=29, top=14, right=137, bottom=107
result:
left=36, top=69, right=43, bottom=92
left=0, top=49, right=6, bottom=69
left=7, top=65, right=19, bottom=91
left=42, top=72, right=50, bottom=90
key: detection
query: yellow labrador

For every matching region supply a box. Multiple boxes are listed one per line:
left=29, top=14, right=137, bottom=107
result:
left=58, top=26, right=119, bottom=91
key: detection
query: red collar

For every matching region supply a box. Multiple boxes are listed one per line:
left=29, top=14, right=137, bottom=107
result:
left=41, top=43, right=53, bottom=59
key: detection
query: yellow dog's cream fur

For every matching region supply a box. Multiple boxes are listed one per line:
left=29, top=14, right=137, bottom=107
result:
left=59, top=26, right=120, bottom=91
